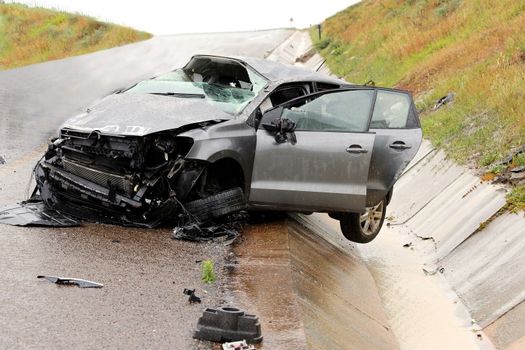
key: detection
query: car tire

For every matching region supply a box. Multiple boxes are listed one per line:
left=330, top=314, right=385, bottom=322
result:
left=184, top=187, right=245, bottom=222
left=339, top=200, right=386, bottom=243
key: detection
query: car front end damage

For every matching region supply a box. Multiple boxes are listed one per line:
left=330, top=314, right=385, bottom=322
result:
left=34, top=127, right=208, bottom=227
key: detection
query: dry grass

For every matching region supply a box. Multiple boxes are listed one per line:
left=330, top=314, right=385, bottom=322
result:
left=0, top=2, right=152, bottom=70
left=312, top=0, right=525, bottom=207
left=313, top=0, right=525, bottom=166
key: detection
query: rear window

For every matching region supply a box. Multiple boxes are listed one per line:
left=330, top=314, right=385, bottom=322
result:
left=370, top=91, right=411, bottom=129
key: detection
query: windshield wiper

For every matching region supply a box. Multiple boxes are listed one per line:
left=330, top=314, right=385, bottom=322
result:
left=150, top=92, right=205, bottom=99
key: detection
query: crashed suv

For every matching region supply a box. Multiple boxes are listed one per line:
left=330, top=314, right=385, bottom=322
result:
left=34, top=55, right=422, bottom=243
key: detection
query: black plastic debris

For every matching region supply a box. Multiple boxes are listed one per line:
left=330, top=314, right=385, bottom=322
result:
left=172, top=222, right=239, bottom=242
left=222, top=340, right=256, bottom=350
left=0, top=201, right=79, bottom=227
left=183, top=288, right=201, bottom=303
left=37, top=275, right=103, bottom=288
left=194, top=307, right=262, bottom=343
left=172, top=213, right=247, bottom=242
left=433, top=92, right=455, bottom=110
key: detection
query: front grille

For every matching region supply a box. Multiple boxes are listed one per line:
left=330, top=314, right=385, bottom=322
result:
left=63, top=159, right=133, bottom=196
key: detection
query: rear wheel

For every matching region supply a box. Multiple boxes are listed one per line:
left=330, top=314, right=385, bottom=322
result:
left=340, top=200, right=386, bottom=243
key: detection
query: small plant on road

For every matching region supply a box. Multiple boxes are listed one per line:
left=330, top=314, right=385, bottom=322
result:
left=201, top=260, right=216, bottom=284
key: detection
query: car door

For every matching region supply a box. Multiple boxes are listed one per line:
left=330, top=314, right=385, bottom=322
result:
left=366, top=89, right=423, bottom=206
left=249, top=89, right=376, bottom=213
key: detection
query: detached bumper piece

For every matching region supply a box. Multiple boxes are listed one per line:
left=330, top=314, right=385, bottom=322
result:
left=0, top=201, right=79, bottom=227
left=194, top=307, right=262, bottom=344
left=37, top=275, right=103, bottom=288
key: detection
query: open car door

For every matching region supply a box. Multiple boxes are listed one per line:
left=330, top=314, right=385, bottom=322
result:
left=249, top=89, right=377, bottom=213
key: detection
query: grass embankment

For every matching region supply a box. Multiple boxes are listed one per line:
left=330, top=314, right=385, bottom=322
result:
left=312, top=0, right=525, bottom=210
left=0, top=2, right=152, bottom=70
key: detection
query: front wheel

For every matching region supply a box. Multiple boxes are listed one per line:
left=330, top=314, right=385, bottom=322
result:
left=339, top=200, right=386, bottom=243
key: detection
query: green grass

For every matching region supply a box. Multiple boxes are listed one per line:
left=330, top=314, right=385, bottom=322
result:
left=313, top=0, right=525, bottom=209
left=507, top=185, right=525, bottom=212
left=201, top=260, right=216, bottom=284
left=0, top=2, right=152, bottom=69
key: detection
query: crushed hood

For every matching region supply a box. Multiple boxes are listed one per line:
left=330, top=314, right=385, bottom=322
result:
left=60, top=93, right=233, bottom=136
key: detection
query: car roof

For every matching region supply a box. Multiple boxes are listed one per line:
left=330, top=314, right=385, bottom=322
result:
left=190, top=54, right=346, bottom=85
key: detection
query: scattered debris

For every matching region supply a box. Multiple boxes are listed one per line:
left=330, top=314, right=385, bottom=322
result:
left=433, top=92, right=455, bottom=110
left=172, top=222, right=239, bottom=242
left=422, top=265, right=444, bottom=276
left=461, top=185, right=478, bottom=198
left=0, top=201, right=79, bottom=227
left=194, top=307, right=263, bottom=343
left=497, top=145, right=525, bottom=166
left=295, top=47, right=316, bottom=63
left=37, top=275, right=103, bottom=288
left=222, top=340, right=256, bottom=350
left=0, top=155, right=5, bottom=165
left=403, top=242, right=412, bottom=248
left=171, top=213, right=247, bottom=243
left=183, top=288, right=202, bottom=303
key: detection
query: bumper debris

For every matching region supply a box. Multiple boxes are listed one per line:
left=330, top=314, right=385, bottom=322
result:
left=222, top=340, right=256, bottom=350
left=183, top=288, right=202, bottom=303
left=194, top=307, right=263, bottom=344
left=0, top=201, right=79, bottom=227
left=37, top=275, right=103, bottom=288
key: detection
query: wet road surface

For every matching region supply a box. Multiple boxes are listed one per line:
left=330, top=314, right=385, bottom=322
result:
left=0, top=30, right=292, bottom=349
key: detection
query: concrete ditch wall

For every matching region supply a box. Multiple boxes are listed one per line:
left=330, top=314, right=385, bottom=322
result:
left=390, top=142, right=525, bottom=349
left=226, top=217, right=400, bottom=350
left=272, top=30, right=525, bottom=349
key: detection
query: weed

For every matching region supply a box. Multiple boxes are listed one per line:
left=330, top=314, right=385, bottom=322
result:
left=314, top=38, right=331, bottom=50
left=513, top=153, right=525, bottom=167
left=506, top=185, right=525, bottom=212
left=201, top=260, right=216, bottom=284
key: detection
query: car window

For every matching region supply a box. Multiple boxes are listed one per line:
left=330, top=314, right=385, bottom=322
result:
left=282, top=90, right=374, bottom=132
left=370, top=91, right=411, bottom=128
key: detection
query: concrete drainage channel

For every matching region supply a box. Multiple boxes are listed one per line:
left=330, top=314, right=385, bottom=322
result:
left=222, top=217, right=398, bottom=349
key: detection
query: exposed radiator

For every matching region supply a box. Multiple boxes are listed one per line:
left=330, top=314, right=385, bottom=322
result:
left=63, top=159, right=133, bottom=196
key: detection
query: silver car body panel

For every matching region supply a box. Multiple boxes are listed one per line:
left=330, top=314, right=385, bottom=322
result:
left=60, top=93, right=233, bottom=136
left=367, top=128, right=423, bottom=206
left=249, top=130, right=376, bottom=212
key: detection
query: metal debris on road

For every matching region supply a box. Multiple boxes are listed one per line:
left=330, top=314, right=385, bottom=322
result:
left=37, top=275, right=103, bottom=288
left=194, top=307, right=263, bottom=343
left=183, top=288, right=201, bottom=303
left=222, top=340, right=256, bottom=350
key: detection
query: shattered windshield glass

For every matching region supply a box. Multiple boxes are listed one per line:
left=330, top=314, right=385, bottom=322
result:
left=125, top=68, right=267, bottom=115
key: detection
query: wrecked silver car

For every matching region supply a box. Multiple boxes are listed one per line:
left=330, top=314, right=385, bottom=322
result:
left=31, top=55, right=422, bottom=243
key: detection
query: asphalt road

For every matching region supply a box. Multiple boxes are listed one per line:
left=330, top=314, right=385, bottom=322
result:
left=0, top=29, right=292, bottom=349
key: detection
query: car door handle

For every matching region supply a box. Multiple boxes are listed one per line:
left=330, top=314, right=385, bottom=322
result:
left=389, top=141, right=412, bottom=150
left=346, top=145, right=368, bottom=154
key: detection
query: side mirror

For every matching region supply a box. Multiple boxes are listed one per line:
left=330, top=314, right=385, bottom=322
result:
left=260, top=107, right=297, bottom=145
left=261, top=107, right=283, bottom=133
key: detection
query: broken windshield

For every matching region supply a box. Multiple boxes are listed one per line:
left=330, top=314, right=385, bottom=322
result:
left=125, top=67, right=267, bottom=115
